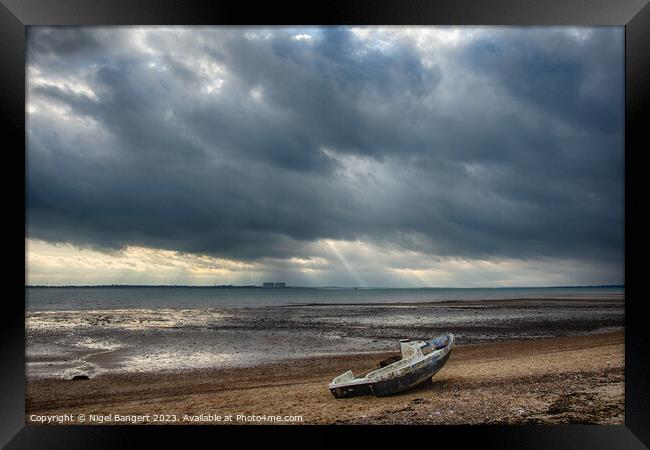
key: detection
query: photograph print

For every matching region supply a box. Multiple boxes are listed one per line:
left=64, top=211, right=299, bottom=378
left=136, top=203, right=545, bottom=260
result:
left=25, top=26, right=624, bottom=425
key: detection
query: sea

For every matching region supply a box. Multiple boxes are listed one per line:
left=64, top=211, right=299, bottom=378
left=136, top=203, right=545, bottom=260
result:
left=26, top=286, right=623, bottom=310
left=25, top=286, right=624, bottom=380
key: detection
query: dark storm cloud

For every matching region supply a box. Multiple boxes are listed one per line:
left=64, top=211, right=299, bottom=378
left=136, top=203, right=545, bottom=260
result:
left=26, top=26, right=624, bottom=275
left=461, top=28, right=624, bottom=134
left=28, top=27, right=102, bottom=59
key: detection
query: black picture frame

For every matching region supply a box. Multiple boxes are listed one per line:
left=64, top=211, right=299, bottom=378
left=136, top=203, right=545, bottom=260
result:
left=2, top=0, right=648, bottom=448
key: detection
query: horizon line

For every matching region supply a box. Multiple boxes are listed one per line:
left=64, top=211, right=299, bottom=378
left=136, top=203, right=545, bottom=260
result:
left=25, top=283, right=625, bottom=289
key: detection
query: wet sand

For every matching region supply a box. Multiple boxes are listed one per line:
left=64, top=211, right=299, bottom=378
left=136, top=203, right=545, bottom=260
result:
left=26, top=330, right=624, bottom=425
left=26, top=296, right=624, bottom=379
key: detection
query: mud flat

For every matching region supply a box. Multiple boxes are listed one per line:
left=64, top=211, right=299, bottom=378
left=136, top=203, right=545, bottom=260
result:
left=26, top=296, right=624, bottom=379
left=26, top=331, right=624, bottom=425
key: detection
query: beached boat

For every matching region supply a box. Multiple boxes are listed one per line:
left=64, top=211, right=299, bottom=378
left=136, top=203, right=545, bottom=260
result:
left=329, top=332, right=454, bottom=398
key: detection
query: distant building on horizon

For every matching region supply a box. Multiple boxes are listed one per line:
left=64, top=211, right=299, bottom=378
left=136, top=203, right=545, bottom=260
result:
left=262, top=281, right=287, bottom=288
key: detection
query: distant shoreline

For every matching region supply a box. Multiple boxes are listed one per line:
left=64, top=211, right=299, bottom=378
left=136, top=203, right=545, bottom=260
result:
left=25, top=284, right=625, bottom=289
left=280, top=296, right=625, bottom=307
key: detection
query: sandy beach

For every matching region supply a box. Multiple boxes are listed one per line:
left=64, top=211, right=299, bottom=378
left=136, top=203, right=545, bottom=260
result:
left=26, top=330, right=624, bottom=425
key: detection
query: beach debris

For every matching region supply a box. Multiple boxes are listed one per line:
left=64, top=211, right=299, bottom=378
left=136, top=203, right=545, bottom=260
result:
left=329, top=333, right=454, bottom=398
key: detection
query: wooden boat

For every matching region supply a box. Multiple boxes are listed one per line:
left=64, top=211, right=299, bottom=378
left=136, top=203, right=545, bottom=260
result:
left=329, top=332, right=454, bottom=398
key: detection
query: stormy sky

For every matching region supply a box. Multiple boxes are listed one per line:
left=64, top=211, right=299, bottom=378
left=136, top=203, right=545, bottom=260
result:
left=26, top=26, right=624, bottom=287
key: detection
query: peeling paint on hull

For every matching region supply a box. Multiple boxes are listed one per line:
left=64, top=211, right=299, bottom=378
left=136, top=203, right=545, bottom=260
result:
left=371, top=350, right=451, bottom=397
left=329, top=333, right=454, bottom=398
left=329, top=382, right=374, bottom=399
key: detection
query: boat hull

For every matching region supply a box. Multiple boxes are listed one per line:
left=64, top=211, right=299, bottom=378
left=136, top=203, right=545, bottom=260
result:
left=329, top=381, right=374, bottom=399
left=371, top=349, right=451, bottom=397
left=329, top=333, right=454, bottom=398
